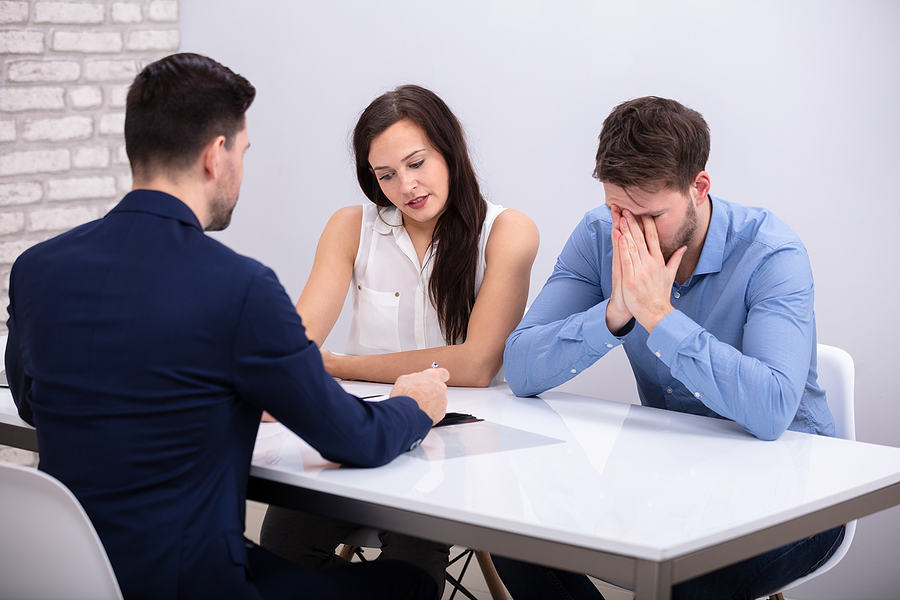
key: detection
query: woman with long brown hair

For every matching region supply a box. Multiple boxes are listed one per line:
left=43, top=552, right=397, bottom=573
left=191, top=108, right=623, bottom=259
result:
left=260, top=84, right=538, bottom=595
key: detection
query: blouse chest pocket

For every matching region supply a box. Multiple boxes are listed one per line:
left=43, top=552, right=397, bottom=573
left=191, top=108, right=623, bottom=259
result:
left=357, top=285, right=403, bottom=352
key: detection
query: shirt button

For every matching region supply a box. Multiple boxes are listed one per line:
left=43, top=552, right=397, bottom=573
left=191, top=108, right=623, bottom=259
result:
left=655, top=351, right=661, bottom=358
left=673, top=291, right=681, bottom=299
left=666, top=387, right=673, bottom=394
left=694, top=392, right=701, bottom=398
left=570, top=368, right=577, bottom=373
left=606, top=343, right=613, bottom=348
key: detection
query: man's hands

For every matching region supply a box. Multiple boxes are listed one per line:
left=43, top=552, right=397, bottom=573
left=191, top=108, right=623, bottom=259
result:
left=390, top=367, right=449, bottom=425
left=606, top=205, right=634, bottom=334
left=607, top=206, right=685, bottom=334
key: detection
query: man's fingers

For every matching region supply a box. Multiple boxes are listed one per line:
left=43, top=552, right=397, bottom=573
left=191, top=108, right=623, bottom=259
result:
left=667, top=246, right=687, bottom=279
left=641, top=214, right=664, bottom=258
left=610, top=204, right=623, bottom=229
left=618, top=232, right=635, bottom=278
left=622, top=211, right=648, bottom=250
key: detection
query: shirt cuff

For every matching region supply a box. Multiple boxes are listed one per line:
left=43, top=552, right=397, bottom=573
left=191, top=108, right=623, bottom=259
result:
left=582, top=299, right=627, bottom=353
left=645, top=310, right=702, bottom=365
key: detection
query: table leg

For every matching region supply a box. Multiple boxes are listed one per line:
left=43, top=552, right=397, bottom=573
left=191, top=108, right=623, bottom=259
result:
left=633, top=559, right=672, bottom=600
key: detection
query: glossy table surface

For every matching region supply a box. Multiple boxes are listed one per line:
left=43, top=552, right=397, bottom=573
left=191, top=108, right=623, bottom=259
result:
left=248, top=380, right=900, bottom=599
left=4, top=376, right=900, bottom=599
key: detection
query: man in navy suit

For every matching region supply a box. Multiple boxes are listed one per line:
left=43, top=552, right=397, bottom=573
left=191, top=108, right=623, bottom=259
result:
left=6, top=53, right=446, bottom=600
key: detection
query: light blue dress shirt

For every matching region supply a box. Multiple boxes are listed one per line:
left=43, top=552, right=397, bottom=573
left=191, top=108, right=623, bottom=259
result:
left=505, top=196, right=834, bottom=440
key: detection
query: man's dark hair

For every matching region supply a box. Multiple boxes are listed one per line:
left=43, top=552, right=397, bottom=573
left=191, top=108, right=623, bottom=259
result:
left=593, top=96, right=709, bottom=194
left=125, top=53, right=256, bottom=180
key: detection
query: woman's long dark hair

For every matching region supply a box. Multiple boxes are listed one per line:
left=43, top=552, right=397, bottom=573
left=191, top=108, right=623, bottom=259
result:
left=353, top=85, right=486, bottom=345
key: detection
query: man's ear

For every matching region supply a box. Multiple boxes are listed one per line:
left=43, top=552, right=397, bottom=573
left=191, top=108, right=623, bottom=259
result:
left=692, top=171, right=711, bottom=203
left=201, top=135, right=227, bottom=180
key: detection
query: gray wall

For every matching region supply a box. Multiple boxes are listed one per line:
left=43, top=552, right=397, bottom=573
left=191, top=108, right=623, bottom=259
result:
left=181, top=1, right=900, bottom=597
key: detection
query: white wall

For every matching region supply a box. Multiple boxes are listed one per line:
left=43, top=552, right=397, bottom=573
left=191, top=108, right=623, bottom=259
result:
left=181, top=1, right=900, bottom=597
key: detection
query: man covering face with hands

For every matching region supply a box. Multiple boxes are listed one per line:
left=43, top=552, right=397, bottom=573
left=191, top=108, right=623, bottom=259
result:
left=494, top=96, right=845, bottom=600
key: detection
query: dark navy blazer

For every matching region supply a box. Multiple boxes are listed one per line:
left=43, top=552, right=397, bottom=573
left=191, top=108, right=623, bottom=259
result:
left=6, top=190, right=432, bottom=599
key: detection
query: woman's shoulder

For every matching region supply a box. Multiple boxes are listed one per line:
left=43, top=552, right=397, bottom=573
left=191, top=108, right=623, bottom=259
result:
left=485, top=206, right=539, bottom=257
left=317, top=205, right=364, bottom=257
left=491, top=206, right=537, bottom=234
left=325, top=204, right=364, bottom=232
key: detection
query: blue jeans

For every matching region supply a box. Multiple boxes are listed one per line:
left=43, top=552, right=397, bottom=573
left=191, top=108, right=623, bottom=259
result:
left=491, top=524, right=845, bottom=600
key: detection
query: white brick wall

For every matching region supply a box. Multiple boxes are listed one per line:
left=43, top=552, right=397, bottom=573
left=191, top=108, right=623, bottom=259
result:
left=0, top=30, right=44, bottom=53
left=0, top=3, right=30, bottom=25
left=7, top=59, right=81, bottom=82
left=0, top=121, right=16, bottom=142
left=0, top=1, right=180, bottom=333
left=23, top=115, right=93, bottom=141
left=33, top=2, right=106, bottom=24
left=0, top=86, right=65, bottom=111
left=68, top=85, right=103, bottom=108
left=111, top=3, right=142, bottom=24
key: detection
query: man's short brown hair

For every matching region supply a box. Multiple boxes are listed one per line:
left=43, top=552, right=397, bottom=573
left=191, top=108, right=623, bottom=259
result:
left=125, top=53, right=255, bottom=180
left=593, top=96, right=709, bottom=194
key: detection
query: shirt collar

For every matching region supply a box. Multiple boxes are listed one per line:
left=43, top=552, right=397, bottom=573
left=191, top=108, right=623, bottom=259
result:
left=691, top=195, right=728, bottom=278
left=109, top=189, right=203, bottom=231
left=372, top=204, right=404, bottom=236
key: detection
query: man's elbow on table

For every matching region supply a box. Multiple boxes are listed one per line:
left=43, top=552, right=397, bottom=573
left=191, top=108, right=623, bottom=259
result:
left=743, top=409, right=795, bottom=442
left=503, top=342, right=549, bottom=398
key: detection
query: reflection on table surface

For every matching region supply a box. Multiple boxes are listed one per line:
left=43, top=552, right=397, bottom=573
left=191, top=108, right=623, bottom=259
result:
left=251, top=380, right=900, bottom=559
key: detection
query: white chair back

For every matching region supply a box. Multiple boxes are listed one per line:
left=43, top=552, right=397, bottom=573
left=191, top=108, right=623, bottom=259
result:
left=770, top=343, right=857, bottom=597
left=816, top=343, right=856, bottom=442
left=0, top=460, right=123, bottom=600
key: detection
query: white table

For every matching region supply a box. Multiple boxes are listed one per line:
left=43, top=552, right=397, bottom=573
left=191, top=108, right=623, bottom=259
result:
left=3, top=378, right=900, bottom=599
left=0, top=386, right=37, bottom=453
left=247, top=380, right=900, bottom=600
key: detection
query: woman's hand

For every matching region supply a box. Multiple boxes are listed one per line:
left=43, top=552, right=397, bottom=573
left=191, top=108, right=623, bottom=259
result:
left=319, top=347, right=345, bottom=379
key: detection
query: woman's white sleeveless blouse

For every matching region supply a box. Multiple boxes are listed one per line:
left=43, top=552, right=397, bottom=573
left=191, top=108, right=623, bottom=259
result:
left=345, top=201, right=506, bottom=356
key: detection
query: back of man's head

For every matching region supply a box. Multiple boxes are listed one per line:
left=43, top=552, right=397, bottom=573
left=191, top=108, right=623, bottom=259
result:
left=125, top=53, right=256, bottom=181
left=593, top=96, right=709, bottom=195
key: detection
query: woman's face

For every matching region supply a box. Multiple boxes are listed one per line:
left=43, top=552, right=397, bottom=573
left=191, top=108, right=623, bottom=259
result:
left=368, top=119, right=450, bottom=228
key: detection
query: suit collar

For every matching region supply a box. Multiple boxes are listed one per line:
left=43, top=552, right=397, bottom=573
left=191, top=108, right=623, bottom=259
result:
left=110, top=189, right=203, bottom=231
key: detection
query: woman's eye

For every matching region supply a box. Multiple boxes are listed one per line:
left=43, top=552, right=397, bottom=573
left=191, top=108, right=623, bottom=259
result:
left=410, top=160, right=424, bottom=169
left=378, top=173, right=393, bottom=182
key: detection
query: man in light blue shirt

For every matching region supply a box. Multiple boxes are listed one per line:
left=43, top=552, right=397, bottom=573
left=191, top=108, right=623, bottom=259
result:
left=492, top=97, right=844, bottom=600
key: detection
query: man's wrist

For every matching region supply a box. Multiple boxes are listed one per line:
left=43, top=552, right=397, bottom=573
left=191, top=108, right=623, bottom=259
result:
left=605, top=304, right=633, bottom=335
left=611, top=317, right=636, bottom=337
left=638, top=305, right=675, bottom=335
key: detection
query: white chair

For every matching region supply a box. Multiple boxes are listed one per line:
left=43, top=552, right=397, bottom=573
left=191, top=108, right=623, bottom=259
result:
left=0, top=460, right=123, bottom=600
left=768, top=343, right=857, bottom=600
